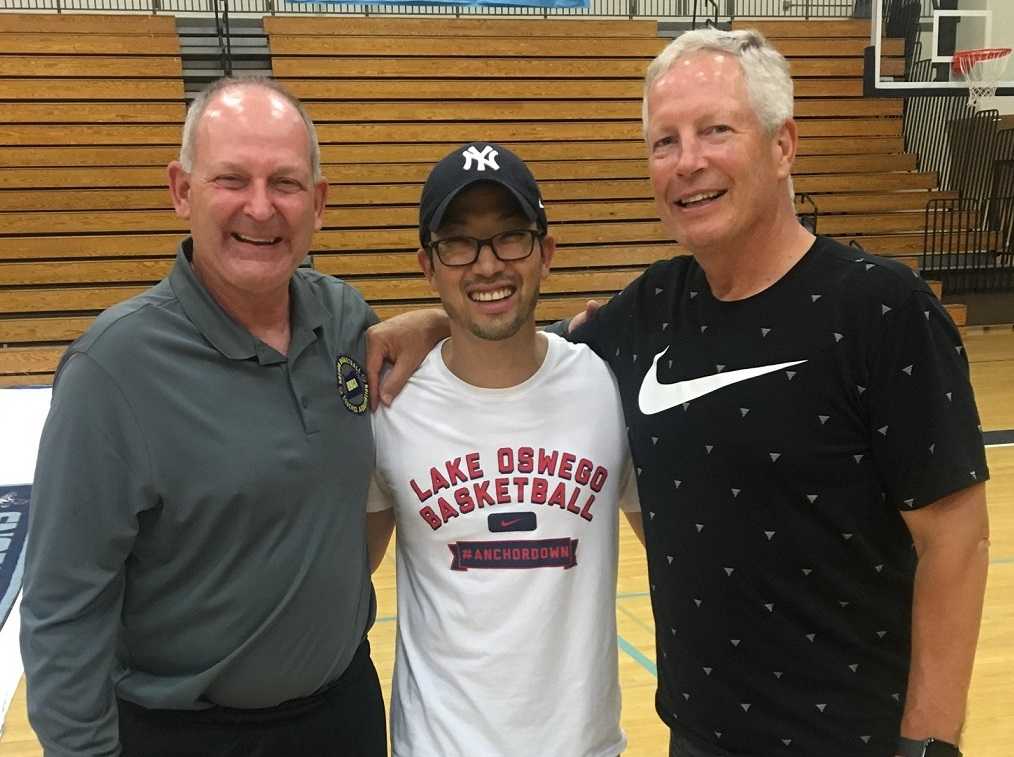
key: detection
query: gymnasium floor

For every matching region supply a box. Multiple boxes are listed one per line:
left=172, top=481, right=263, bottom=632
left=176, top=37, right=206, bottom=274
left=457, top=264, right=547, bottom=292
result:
left=1, top=327, right=1012, bottom=756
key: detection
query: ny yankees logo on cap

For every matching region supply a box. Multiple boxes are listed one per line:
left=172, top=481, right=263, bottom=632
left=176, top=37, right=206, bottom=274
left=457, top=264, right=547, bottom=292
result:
left=461, top=144, right=500, bottom=172
left=418, top=141, right=547, bottom=245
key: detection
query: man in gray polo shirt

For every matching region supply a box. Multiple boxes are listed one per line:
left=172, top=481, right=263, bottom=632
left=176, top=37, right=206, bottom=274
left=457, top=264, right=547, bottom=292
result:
left=21, top=78, right=387, bottom=756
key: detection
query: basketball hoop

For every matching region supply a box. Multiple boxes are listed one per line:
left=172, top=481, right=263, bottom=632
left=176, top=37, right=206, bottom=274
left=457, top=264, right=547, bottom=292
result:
left=952, top=47, right=1012, bottom=110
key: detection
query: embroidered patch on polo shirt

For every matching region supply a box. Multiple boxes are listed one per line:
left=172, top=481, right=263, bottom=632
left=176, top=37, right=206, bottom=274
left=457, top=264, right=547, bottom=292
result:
left=336, top=354, right=369, bottom=415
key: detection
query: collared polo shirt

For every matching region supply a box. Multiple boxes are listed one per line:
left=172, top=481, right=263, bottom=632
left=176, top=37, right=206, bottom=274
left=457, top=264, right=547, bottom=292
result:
left=22, top=239, right=378, bottom=756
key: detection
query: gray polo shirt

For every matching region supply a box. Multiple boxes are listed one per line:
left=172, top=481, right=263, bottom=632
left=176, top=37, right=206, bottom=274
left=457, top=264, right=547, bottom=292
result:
left=21, top=239, right=378, bottom=757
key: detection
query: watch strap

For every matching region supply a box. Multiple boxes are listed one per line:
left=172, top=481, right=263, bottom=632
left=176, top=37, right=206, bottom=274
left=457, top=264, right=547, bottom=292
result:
left=897, top=736, right=962, bottom=757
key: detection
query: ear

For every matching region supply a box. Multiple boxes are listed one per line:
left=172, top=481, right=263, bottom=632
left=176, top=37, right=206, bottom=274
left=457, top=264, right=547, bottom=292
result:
left=167, top=161, right=193, bottom=220
left=773, top=118, right=798, bottom=181
left=539, top=234, right=556, bottom=281
left=313, top=179, right=329, bottom=231
left=417, top=247, right=438, bottom=293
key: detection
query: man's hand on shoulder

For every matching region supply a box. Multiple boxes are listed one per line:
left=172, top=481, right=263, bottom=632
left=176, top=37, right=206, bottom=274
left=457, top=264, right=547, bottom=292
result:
left=366, top=309, right=449, bottom=409
left=568, top=299, right=602, bottom=335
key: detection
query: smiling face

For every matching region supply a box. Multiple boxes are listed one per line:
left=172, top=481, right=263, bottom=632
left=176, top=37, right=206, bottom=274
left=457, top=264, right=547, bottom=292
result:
left=645, top=50, right=796, bottom=257
left=167, top=84, right=327, bottom=307
left=418, top=182, right=554, bottom=343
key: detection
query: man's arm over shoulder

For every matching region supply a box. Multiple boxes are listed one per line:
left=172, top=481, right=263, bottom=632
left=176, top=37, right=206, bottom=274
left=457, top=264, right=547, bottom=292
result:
left=367, top=309, right=448, bottom=409
left=21, top=352, right=152, bottom=757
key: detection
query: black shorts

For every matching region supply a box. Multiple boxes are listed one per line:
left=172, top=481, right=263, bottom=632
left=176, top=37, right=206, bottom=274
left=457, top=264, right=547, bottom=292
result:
left=118, top=639, right=386, bottom=757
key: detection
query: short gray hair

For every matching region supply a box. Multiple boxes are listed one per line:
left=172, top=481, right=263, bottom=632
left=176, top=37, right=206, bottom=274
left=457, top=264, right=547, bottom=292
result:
left=642, top=28, right=794, bottom=137
left=179, top=76, right=322, bottom=182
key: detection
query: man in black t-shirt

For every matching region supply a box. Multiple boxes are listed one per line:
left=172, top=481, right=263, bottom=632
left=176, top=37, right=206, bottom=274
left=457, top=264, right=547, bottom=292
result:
left=566, top=28, right=988, bottom=757
left=368, top=27, right=989, bottom=757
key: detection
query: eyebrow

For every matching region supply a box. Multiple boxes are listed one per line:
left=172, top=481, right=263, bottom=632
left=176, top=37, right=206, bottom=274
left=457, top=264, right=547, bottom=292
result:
left=207, top=162, right=308, bottom=179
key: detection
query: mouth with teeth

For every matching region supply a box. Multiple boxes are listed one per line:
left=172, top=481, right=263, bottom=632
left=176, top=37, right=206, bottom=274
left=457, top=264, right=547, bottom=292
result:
left=232, top=232, right=282, bottom=246
left=469, top=286, right=515, bottom=304
left=464, top=285, right=519, bottom=312
left=677, top=190, right=727, bottom=209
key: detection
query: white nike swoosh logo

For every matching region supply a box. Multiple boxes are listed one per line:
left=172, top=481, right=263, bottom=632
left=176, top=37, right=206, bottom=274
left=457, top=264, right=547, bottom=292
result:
left=638, top=347, right=807, bottom=415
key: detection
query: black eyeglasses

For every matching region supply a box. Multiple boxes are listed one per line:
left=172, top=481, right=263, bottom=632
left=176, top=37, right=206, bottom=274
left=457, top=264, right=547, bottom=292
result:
left=427, top=228, right=544, bottom=267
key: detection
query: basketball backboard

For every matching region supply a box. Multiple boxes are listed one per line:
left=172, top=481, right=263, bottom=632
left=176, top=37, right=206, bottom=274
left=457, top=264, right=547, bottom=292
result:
left=870, top=0, right=1013, bottom=100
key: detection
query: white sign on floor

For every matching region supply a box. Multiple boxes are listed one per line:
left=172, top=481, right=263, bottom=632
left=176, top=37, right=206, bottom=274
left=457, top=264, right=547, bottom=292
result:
left=0, top=387, right=52, bottom=733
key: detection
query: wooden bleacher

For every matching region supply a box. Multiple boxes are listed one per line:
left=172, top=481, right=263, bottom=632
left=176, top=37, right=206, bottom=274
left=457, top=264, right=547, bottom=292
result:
left=268, top=16, right=960, bottom=318
left=0, top=14, right=966, bottom=387
left=0, top=13, right=184, bottom=386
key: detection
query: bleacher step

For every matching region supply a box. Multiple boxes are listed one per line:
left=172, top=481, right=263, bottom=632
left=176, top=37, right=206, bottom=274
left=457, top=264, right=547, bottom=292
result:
left=0, top=13, right=990, bottom=386
left=175, top=16, right=271, bottom=98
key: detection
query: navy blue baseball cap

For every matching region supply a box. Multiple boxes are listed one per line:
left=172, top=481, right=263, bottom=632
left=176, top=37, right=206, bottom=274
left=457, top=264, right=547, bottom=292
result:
left=419, top=142, right=547, bottom=245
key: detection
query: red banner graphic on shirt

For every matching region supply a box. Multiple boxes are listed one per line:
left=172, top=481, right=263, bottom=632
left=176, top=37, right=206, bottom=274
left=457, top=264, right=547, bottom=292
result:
left=448, top=538, right=578, bottom=571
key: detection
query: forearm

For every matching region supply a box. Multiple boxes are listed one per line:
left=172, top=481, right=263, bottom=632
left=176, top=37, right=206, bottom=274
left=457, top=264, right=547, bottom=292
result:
left=416, top=307, right=450, bottom=343
left=900, top=533, right=989, bottom=743
left=367, top=308, right=449, bottom=408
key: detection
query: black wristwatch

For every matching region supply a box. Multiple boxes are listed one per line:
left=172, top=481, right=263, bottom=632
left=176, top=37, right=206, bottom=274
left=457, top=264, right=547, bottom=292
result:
left=896, top=736, right=962, bottom=757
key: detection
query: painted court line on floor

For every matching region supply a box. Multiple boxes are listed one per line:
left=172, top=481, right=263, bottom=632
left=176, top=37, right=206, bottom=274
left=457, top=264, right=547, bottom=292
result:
left=618, top=634, right=658, bottom=678
left=617, top=591, right=650, bottom=600
left=618, top=602, right=656, bottom=637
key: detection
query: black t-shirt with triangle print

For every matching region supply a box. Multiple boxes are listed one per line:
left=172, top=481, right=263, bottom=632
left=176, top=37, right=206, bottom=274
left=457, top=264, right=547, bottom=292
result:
left=570, top=236, right=988, bottom=756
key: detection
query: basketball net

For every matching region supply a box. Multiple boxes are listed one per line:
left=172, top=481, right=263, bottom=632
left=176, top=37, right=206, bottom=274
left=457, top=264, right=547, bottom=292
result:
left=952, top=48, right=1012, bottom=111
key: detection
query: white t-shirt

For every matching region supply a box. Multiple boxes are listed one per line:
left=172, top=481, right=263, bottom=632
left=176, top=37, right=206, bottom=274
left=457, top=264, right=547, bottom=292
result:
left=369, top=332, right=638, bottom=757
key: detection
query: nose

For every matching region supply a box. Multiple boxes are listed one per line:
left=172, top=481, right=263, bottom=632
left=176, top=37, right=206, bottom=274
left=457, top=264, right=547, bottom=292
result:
left=674, top=135, right=706, bottom=177
left=471, top=240, right=505, bottom=276
left=243, top=181, right=275, bottom=222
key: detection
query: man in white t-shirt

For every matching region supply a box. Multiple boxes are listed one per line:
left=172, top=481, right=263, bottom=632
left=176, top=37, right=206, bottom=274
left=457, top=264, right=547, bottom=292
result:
left=367, top=142, right=644, bottom=757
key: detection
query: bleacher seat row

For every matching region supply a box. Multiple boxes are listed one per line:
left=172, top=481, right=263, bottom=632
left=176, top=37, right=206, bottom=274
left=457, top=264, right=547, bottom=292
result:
left=0, top=13, right=963, bottom=386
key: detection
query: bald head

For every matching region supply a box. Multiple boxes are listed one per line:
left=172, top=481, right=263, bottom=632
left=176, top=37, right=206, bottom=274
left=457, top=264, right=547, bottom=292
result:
left=179, top=77, right=321, bottom=182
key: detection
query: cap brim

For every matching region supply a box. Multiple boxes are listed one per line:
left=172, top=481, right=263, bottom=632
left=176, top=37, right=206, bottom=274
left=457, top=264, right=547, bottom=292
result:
left=427, top=177, right=540, bottom=234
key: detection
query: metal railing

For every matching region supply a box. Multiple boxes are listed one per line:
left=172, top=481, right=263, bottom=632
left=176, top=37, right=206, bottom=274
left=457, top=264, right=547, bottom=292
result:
left=923, top=195, right=1014, bottom=294
left=904, top=50, right=1005, bottom=209
left=691, top=0, right=716, bottom=27
left=212, top=0, right=232, bottom=75
left=797, top=193, right=819, bottom=235
left=914, top=118, right=1014, bottom=294
left=0, top=0, right=644, bottom=15
left=0, top=0, right=941, bottom=18
left=734, top=0, right=855, bottom=17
